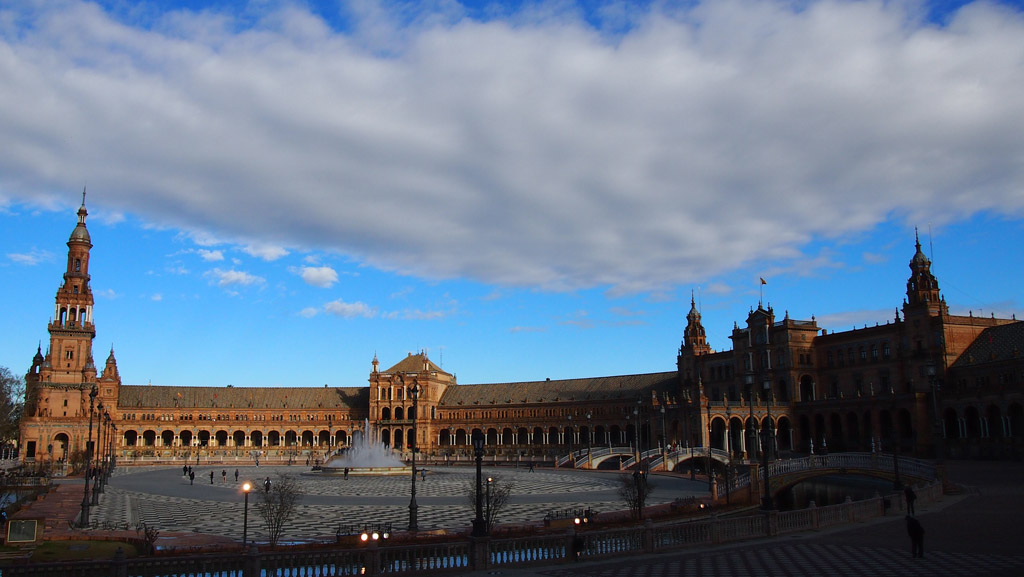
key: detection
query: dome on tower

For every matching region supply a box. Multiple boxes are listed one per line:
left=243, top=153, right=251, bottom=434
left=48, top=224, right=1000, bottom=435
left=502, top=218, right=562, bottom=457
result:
left=69, top=205, right=90, bottom=243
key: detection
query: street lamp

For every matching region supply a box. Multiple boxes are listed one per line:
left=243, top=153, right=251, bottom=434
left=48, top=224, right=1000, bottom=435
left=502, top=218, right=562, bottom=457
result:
left=586, top=412, right=592, bottom=469
left=242, top=482, right=252, bottom=546
left=567, top=414, right=574, bottom=466
left=927, top=364, right=945, bottom=460
left=486, top=476, right=492, bottom=531
left=705, top=401, right=712, bottom=490
left=745, top=374, right=756, bottom=461
left=80, top=385, right=97, bottom=526
left=471, top=431, right=487, bottom=537
left=761, top=379, right=774, bottom=510
left=660, top=403, right=667, bottom=471
left=408, top=382, right=420, bottom=531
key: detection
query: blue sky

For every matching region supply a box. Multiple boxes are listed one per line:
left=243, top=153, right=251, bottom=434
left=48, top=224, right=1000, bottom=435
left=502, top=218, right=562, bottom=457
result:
left=1, top=0, right=1023, bottom=387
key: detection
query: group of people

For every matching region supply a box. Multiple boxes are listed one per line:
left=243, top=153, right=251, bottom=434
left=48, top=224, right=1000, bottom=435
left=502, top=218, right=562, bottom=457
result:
left=181, top=465, right=242, bottom=486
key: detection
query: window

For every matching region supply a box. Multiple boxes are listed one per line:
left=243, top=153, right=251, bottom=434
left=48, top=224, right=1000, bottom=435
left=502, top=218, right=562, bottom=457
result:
left=871, top=346, right=879, bottom=361
left=65, top=350, right=73, bottom=360
left=883, top=342, right=891, bottom=359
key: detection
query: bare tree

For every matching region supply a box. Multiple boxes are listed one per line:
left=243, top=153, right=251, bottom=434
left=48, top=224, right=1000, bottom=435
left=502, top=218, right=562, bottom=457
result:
left=617, top=471, right=654, bottom=520
left=255, top=474, right=302, bottom=546
left=465, top=475, right=515, bottom=532
left=0, top=367, right=24, bottom=446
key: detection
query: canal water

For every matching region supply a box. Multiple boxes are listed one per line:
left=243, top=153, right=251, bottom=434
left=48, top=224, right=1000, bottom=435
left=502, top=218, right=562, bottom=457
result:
left=774, top=474, right=896, bottom=511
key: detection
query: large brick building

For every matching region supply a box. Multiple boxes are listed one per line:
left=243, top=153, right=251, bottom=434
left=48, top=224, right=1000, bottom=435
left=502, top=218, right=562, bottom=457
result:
left=18, top=200, right=1024, bottom=467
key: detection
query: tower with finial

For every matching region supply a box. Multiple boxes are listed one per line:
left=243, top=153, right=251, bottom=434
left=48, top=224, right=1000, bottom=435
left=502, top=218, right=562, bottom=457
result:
left=21, top=192, right=121, bottom=463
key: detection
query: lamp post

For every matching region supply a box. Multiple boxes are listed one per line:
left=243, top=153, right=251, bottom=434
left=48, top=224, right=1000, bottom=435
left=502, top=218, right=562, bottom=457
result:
left=471, top=431, right=487, bottom=537
left=567, top=414, right=574, bottom=466
left=80, top=385, right=97, bottom=527
left=761, top=379, right=774, bottom=510
left=242, top=481, right=252, bottom=546
left=927, top=364, right=945, bottom=460
left=92, top=402, right=105, bottom=501
left=408, top=382, right=420, bottom=531
left=745, top=374, right=756, bottom=461
left=705, top=401, right=712, bottom=490
left=485, top=476, right=492, bottom=531
left=586, top=412, right=592, bottom=469
left=660, top=403, right=667, bottom=471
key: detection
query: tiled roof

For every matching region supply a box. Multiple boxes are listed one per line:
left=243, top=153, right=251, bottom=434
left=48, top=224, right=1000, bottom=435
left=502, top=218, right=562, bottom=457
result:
left=439, top=372, right=678, bottom=406
left=116, top=385, right=368, bottom=410
left=381, top=353, right=449, bottom=375
left=950, top=321, right=1024, bottom=368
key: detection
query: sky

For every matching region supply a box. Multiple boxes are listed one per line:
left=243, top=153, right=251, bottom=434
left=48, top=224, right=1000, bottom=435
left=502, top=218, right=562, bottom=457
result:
left=1, top=0, right=1023, bottom=388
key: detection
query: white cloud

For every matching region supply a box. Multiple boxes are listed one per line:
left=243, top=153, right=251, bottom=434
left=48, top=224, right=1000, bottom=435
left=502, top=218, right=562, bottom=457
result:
left=7, top=248, right=53, bottom=265
left=2, top=1, right=1024, bottom=293
left=324, top=299, right=377, bottom=318
left=197, top=249, right=224, bottom=262
left=243, top=243, right=289, bottom=261
left=151, top=293, right=163, bottom=301
left=299, top=306, right=319, bottom=318
left=297, top=265, right=338, bottom=288
left=205, top=268, right=265, bottom=287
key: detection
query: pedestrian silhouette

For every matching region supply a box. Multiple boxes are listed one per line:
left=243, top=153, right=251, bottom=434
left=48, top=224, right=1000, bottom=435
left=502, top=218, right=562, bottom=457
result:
left=264, top=477, right=272, bottom=493
left=344, top=467, right=349, bottom=480
left=189, top=471, right=195, bottom=485
left=906, top=515, right=925, bottom=558
left=234, top=469, right=239, bottom=482
left=904, top=485, right=917, bottom=515
left=209, top=471, right=214, bottom=484
left=222, top=469, right=227, bottom=482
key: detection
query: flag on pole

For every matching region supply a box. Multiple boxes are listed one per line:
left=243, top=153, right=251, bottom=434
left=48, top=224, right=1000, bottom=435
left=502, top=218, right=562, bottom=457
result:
left=760, top=277, right=767, bottom=285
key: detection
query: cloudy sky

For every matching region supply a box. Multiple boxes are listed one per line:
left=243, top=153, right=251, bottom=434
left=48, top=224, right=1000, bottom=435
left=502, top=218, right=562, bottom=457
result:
left=1, top=0, right=1022, bottom=388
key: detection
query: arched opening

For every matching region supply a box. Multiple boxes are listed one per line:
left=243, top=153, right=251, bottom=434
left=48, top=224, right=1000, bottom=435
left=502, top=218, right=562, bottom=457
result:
left=394, top=429, right=404, bottom=449
left=268, top=431, right=281, bottom=446
left=215, top=430, right=229, bottom=447
left=799, top=375, right=815, bottom=402
left=318, top=430, right=331, bottom=446
left=986, top=405, right=1004, bottom=437
left=380, top=429, right=392, bottom=447
left=124, top=430, right=139, bottom=446
left=142, top=430, right=156, bottom=447
left=381, top=407, right=391, bottom=420
left=161, top=430, right=174, bottom=447
left=197, top=430, right=211, bottom=447
left=53, top=433, right=70, bottom=460
left=233, top=430, right=246, bottom=448
left=251, top=431, right=264, bottom=447
left=394, top=407, right=405, bottom=420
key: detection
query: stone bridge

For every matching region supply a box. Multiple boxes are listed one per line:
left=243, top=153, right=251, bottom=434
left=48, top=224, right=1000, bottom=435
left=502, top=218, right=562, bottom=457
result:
left=556, top=446, right=732, bottom=471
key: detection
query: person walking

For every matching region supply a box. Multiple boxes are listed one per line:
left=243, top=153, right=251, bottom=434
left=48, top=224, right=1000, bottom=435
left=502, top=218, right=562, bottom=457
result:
left=234, top=469, right=239, bottom=482
left=906, top=515, right=925, bottom=558
left=904, top=485, right=918, bottom=515
left=264, top=477, right=272, bottom=493
left=222, top=469, right=227, bottom=483
left=189, top=470, right=195, bottom=485
left=209, top=470, right=214, bottom=484
left=182, top=465, right=188, bottom=476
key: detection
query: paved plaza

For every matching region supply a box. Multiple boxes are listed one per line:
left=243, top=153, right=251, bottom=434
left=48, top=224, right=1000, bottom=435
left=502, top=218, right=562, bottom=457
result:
left=92, top=465, right=707, bottom=542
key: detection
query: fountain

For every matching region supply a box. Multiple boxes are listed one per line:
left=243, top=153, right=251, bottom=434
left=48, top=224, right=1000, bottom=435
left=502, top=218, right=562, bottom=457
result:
left=320, top=419, right=409, bottom=476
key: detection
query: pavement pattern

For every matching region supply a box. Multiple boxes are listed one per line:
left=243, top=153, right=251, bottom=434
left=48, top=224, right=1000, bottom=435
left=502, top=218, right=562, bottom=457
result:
left=92, top=465, right=705, bottom=541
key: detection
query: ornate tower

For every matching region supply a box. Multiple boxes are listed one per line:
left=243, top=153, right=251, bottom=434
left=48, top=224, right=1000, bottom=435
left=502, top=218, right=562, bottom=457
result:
left=682, top=293, right=711, bottom=355
left=905, top=229, right=947, bottom=316
left=21, top=193, right=120, bottom=463
left=47, top=191, right=97, bottom=381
